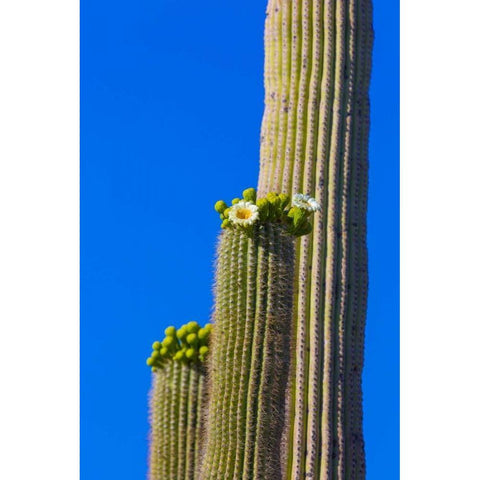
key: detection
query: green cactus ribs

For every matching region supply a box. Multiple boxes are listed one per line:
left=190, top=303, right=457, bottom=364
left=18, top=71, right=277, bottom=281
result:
left=257, top=1, right=373, bottom=478
left=215, top=187, right=320, bottom=238
left=200, top=188, right=318, bottom=480
left=147, top=322, right=211, bottom=480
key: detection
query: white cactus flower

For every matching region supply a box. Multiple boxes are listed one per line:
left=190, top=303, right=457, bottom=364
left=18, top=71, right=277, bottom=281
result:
left=228, top=200, right=260, bottom=226
left=292, top=193, right=321, bottom=212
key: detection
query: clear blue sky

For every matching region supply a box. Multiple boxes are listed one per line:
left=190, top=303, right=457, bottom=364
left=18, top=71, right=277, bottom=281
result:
left=80, top=0, right=398, bottom=478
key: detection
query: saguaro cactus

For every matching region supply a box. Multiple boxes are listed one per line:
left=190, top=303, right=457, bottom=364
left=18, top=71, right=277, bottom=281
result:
left=145, top=0, right=373, bottom=478
left=257, top=0, right=373, bottom=479
left=200, top=189, right=318, bottom=480
left=146, top=322, right=211, bottom=480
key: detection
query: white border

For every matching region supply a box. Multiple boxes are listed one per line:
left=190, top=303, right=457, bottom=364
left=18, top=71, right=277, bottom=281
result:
left=1, top=0, right=480, bottom=477
left=402, top=0, right=480, bottom=477
left=0, top=1, right=79, bottom=479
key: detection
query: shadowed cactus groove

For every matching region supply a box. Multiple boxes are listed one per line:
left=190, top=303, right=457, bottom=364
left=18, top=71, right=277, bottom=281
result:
left=146, top=322, right=211, bottom=480
left=257, top=0, right=373, bottom=478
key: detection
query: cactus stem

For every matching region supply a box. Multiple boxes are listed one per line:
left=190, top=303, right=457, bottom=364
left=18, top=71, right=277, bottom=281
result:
left=257, top=0, right=373, bottom=478
left=147, top=322, right=210, bottom=480
left=201, top=224, right=295, bottom=480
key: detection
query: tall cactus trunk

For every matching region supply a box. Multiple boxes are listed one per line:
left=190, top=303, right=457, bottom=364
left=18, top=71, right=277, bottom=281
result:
left=200, top=224, right=295, bottom=480
left=257, top=0, right=373, bottom=479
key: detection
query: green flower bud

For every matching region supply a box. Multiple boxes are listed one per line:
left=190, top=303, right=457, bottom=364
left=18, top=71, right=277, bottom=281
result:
left=231, top=198, right=240, bottom=205
left=152, top=341, right=161, bottom=351
left=242, top=187, right=256, bottom=203
left=198, top=327, right=209, bottom=341
left=256, top=198, right=270, bottom=221
left=151, top=366, right=158, bottom=373
left=174, top=350, right=185, bottom=361
left=186, top=321, right=200, bottom=334
left=199, top=345, right=209, bottom=355
left=162, top=336, right=175, bottom=349
left=151, top=350, right=160, bottom=360
left=214, top=200, right=228, bottom=214
left=146, top=357, right=154, bottom=366
left=160, top=347, right=169, bottom=357
left=185, top=348, right=197, bottom=360
left=177, top=327, right=187, bottom=341
left=221, top=219, right=232, bottom=229
left=164, top=326, right=176, bottom=337
left=288, top=206, right=308, bottom=226
left=204, top=323, right=212, bottom=332
left=186, top=333, right=198, bottom=345
left=266, top=192, right=282, bottom=218
left=278, top=193, right=290, bottom=210
left=266, top=192, right=279, bottom=203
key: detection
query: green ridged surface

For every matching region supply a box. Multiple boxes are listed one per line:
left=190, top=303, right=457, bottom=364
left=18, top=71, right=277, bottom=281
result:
left=200, top=224, right=295, bottom=480
left=257, top=1, right=373, bottom=479
left=148, top=362, right=207, bottom=480
left=147, top=321, right=210, bottom=480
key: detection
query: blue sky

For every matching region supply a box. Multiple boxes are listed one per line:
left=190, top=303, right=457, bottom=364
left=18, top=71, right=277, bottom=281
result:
left=80, top=0, right=398, bottom=478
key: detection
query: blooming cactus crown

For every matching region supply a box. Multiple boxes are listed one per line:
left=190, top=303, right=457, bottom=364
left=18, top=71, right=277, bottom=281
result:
left=214, top=187, right=320, bottom=237
left=146, top=321, right=212, bottom=372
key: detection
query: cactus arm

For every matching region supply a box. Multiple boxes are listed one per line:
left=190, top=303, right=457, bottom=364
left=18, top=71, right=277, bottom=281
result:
left=201, top=219, right=298, bottom=480
left=146, top=323, right=211, bottom=480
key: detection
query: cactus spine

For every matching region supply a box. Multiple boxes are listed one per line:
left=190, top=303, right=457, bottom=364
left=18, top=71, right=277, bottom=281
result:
left=147, top=323, right=210, bottom=480
left=200, top=223, right=295, bottom=480
left=257, top=0, right=373, bottom=479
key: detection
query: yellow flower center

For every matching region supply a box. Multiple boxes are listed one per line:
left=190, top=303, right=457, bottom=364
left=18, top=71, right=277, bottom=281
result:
left=236, top=208, right=252, bottom=220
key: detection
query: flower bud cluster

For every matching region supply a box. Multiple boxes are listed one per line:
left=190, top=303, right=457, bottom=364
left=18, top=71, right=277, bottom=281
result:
left=214, top=188, right=320, bottom=237
left=146, top=321, right=212, bottom=372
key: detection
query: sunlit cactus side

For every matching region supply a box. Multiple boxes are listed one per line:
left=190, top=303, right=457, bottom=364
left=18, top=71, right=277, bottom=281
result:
left=257, top=0, right=373, bottom=478
left=146, top=321, right=211, bottom=480
left=200, top=188, right=317, bottom=480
